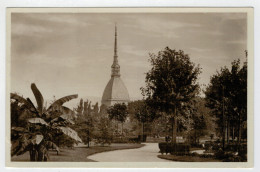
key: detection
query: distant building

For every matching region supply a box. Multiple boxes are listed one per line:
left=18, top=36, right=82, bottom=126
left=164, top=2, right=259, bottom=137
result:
left=101, top=25, right=130, bottom=106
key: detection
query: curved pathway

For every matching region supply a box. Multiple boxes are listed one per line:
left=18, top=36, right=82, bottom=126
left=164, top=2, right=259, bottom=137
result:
left=88, top=143, right=171, bottom=162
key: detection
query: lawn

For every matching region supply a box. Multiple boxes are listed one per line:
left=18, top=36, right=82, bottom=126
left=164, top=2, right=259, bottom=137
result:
left=11, top=143, right=144, bottom=162
left=158, top=154, right=221, bottom=162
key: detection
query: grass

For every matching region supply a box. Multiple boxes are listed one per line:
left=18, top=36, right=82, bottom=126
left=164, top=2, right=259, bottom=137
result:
left=11, top=143, right=144, bottom=162
left=158, top=154, right=221, bottom=162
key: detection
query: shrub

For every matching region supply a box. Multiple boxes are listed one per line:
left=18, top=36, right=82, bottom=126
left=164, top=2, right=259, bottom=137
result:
left=158, top=142, right=190, bottom=155
left=214, top=149, right=247, bottom=162
left=191, top=143, right=203, bottom=148
left=112, top=137, right=129, bottom=143
left=128, top=137, right=141, bottom=143
left=191, top=152, right=199, bottom=157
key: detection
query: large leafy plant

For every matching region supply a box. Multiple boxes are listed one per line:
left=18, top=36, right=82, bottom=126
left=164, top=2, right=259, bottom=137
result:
left=11, top=83, right=82, bottom=161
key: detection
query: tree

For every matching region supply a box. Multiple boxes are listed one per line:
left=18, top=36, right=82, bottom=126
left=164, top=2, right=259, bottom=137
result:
left=142, top=47, right=201, bottom=143
left=74, top=113, right=94, bottom=148
left=74, top=99, right=101, bottom=148
left=128, top=100, right=159, bottom=140
left=107, top=103, right=128, bottom=135
left=11, top=83, right=82, bottom=161
left=181, top=97, right=215, bottom=144
left=94, top=116, right=113, bottom=146
left=205, top=57, right=247, bottom=149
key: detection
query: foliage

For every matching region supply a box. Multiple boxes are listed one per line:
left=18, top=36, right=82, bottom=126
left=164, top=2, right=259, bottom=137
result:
left=107, top=103, right=128, bottom=135
left=73, top=99, right=99, bottom=147
left=107, top=103, right=128, bottom=123
left=205, top=58, right=247, bottom=148
left=127, top=100, right=161, bottom=141
left=128, top=100, right=159, bottom=124
left=74, top=113, right=95, bottom=147
left=10, top=83, right=81, bottom=161
left=142, top=47, right=201, bottom=143
left=94, top=116, right=113, bottom=146
left=159, top=142, right=190, bottom=155
left=181, top=97, right=214, bottom=144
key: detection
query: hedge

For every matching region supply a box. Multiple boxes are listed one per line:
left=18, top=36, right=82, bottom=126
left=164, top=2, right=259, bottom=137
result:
left=159, top=142, right=190, bottom=155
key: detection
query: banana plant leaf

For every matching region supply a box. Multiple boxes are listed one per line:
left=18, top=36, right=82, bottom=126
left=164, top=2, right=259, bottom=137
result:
left=57, top=126, right=82, bottom=143
left=11, top=127, right=28, bottom=133
left=31, top=134, right=44, bottom=145
left=11, top=133, right=31, bottom=156
left=50, top=106, right=76, bottom=124
left=47, top=94, right=78, bottom=112
left=10, top=93, right=37, bottom=112
left=28, top=118, right=49, bottom=126
left=26, top=98, right=38, bottom=113
left=45, top=141, right=60, bottom=152
left=18, top=109, right=36, bottom=121
left=31, top=83, right=44, bottom=115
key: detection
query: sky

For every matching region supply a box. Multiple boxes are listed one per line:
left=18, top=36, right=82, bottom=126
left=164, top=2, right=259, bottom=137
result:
left=10, top=12, right=247, bottom=108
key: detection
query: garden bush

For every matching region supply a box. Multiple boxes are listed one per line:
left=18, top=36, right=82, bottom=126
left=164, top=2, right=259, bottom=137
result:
left=112, top=137, right=129, bottom=143
left=190, top=143, right=203, bottom=148
left=128, top=137, right=141, bottom=143
left=159, top=142, right=190, bottom=155
left=214, top=149, right=247, bottom=162
left=138, top=135, right=147, bottom=142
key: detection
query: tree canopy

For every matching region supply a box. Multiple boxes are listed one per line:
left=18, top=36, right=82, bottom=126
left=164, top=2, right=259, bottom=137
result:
left=205, top=58, right=247, bottom=146
left=142, top=47, right=201, bottom=143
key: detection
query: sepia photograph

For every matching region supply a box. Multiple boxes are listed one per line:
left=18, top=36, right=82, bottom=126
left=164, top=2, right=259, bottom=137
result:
left=5, top=8, right=253, bottom=168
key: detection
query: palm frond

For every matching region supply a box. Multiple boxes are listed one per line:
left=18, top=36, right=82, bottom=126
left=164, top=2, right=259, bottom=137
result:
left=31, top=83, right=44, bottom=115
left=47, top=94, right=78, bottom=112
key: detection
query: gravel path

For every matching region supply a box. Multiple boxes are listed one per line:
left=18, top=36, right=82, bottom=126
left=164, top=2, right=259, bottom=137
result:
left=88, top=143, right=171, bottom=162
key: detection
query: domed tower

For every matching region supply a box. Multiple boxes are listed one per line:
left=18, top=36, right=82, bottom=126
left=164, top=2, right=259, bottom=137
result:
left=101, top=25, right=130, bottom=106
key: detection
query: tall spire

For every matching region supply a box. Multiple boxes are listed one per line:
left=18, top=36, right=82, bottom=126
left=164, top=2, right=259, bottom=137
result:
left=114, top=24, right=118, bottom=59
left=111, top=24, right=120, bottom=77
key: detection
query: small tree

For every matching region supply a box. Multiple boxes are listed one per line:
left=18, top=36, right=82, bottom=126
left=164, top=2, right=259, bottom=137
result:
left=94, top=116, right=113, bottom=146
left=142, top=47, right=201, bottom=143
left=128, top=100, right=159, bottom=141
left=74, top=113, right=94, bottom=148
left=107, top=103, right=128, bottom=135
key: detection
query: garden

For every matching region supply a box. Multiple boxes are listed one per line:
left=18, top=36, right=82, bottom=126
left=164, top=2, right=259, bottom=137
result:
left=10, top=47, right=248, bottom=162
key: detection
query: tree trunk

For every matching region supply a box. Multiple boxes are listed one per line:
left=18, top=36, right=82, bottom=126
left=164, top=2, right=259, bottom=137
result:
left=121, top=122, right=123, bottom=135
left=227, top=119, right=230, bottom=144
left=238, top=113, right=241, bottom=144
left=172, top=106, right=177, bottom=144
left=222, top=121, right=225, bottom=150
left=222, top=86, right=225, bottom=150
left=232, top=122, right=235, bottom=142
left=142, top=122, right=145, bottom=142
left=194, top=129, right=197, bottom=144
left=87, top=130, right=90, bottom=148
left=29, top=150, right=37, bottom=161
left=117, top=121, right=119, bottom=133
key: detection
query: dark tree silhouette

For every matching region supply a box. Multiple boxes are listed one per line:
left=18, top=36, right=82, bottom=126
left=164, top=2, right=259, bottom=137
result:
left=107, top=103, right=128, bottom=135
left=142, top=47, right=201, bottom=143
left=205, top=58, right=247, bottom=149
